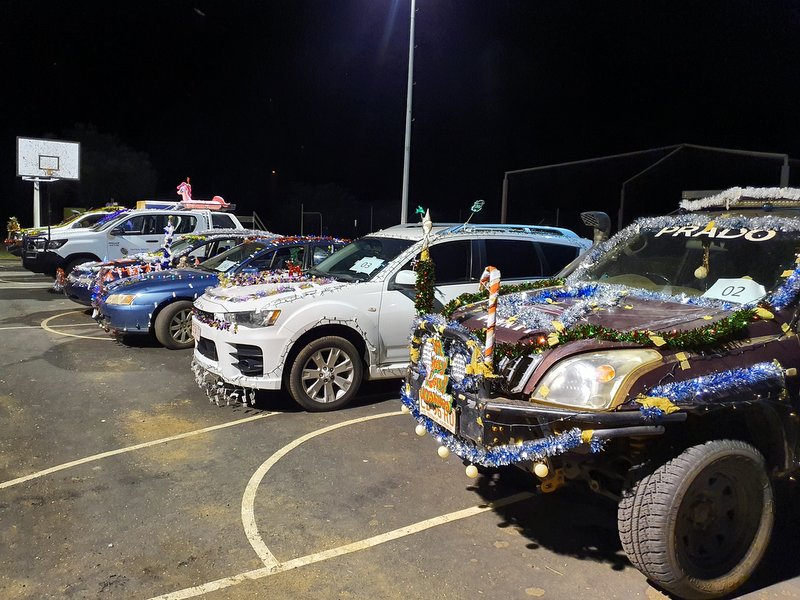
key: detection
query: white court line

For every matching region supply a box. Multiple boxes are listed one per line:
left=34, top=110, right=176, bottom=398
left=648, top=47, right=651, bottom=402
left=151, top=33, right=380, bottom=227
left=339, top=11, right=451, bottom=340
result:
left=242, top=411, right=405, bottom=568
left=150, top=491, right=534, bottom=600
left=40, top=310, right=110, bottom=340
left=0, top=280, right=52, bottom=287
left=0, top=413, right=278, bottom=490
left=0, top=323, right=95, bottom=331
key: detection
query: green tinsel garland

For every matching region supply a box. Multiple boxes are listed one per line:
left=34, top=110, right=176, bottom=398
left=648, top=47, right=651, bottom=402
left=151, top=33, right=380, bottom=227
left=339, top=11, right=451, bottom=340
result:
left=441, top=278, right=565, bottom=319
left=472, top=308, right=759, bottom=361
left=415, top=259, right=436, bottom=314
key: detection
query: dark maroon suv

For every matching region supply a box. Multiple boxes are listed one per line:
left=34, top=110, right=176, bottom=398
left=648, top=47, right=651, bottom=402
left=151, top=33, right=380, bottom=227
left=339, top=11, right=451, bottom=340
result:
left=403, top=187, right=800, bottom=599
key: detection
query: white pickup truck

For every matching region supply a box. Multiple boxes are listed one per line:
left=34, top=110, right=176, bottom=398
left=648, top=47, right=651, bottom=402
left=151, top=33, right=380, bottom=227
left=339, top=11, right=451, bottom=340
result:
left=192, top=223, right=591, bottom=412
left=21, top=207, right=244, bottom=276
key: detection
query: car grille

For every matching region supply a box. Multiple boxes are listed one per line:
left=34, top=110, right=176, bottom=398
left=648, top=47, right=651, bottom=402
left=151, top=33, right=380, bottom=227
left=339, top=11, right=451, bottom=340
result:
left=195, top=308, right=214, bottom=322
left=231, top=344, right=263, bottom=376
left=24, top=237, right=46, bottom=252
left=197, top=337, right=218, bottom=361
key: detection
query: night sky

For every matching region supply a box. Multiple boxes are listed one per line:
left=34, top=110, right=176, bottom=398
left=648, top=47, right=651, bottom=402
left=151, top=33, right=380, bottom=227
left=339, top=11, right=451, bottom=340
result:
left=3, top=0, right=800, bottom=237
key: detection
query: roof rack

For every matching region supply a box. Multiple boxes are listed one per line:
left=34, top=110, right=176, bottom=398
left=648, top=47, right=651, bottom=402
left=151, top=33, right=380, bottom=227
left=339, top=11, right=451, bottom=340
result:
left=438, top=223, right=579, bottom=238
left=679, top=186, right=800, bottom=211
left=135, top=200, right=238, bottom=212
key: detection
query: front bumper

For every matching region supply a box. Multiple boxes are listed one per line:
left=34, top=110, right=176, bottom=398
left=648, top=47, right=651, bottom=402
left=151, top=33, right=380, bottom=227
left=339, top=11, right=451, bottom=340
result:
left=191, top=315, right=290, bottom=391
left=402, top=371, right=685, bottom=468
left=22, top=250, right=60, bottom=274
left=63, top=277, right=94, bottom=306
left=96, top=301, right=152, bottom=335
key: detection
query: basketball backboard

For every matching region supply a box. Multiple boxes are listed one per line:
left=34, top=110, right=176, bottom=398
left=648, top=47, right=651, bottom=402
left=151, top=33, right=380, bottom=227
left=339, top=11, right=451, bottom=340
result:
left=17, top=137, right=80, bottom=180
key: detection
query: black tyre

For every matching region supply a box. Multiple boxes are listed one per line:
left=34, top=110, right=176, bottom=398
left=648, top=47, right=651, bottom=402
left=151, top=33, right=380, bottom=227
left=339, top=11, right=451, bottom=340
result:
left=154, top=300, right=195, bottom=349
left=288, top=336, right=363, bottom=411
left=618, top=440, right=774, bottom=599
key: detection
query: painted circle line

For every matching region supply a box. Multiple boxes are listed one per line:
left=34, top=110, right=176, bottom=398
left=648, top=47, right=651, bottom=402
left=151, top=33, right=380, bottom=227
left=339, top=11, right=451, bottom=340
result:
left=41, top=310, right=111, bottom=340
left=149, top=408, right=532, bottom=600
left=241, top=411, right=408, bottom=568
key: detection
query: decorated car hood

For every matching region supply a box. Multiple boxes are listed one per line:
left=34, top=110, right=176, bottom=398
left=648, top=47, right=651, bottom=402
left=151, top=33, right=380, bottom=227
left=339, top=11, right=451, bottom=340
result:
left=194, top=277, right=350, bottom=312
left=104, top=268, right=219, bottom=297
left=455, top=283, right=772, bottom=348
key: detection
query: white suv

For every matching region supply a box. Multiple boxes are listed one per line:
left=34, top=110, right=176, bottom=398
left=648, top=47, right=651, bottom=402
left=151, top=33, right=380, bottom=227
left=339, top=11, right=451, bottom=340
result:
left=192, top=223, right=591, bottom=411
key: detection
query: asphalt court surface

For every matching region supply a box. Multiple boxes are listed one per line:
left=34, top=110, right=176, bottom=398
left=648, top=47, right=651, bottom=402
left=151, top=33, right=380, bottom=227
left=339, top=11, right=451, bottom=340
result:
left=2, top=261, right=800, bottom=599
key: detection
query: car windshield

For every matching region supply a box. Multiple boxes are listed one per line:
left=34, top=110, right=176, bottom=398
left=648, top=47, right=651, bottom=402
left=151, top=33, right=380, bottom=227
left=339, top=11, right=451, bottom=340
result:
left=90, top=211, right=131, bottom=231
left=311, top=236, right=415, bottom=281
left=568, top=216, right=800, bottom=305
left=199, top=240, right=267, bottom=273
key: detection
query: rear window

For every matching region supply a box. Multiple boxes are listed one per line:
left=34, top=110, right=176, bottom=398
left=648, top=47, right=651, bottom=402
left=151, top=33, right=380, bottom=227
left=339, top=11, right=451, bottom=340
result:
left=484, top=239, right=542, bottom=278
left=211, top=213, right=237, bottom=228
left=429, top=240, right=472, bottom=284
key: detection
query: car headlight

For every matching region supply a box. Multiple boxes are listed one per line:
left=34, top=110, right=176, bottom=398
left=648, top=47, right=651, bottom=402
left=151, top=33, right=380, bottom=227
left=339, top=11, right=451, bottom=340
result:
left=227, top=309, right=281, bottom=327
left=106, top=294, right=137, bottom=305
left=47, top=239, right=67, bottom=249
left=532, top=349, right=662, bottom=410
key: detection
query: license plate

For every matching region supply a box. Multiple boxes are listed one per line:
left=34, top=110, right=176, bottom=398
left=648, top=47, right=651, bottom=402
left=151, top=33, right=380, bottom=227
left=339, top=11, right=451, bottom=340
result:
left=419, top=398, right=457, bottom=433
left=191, top=320, right=200, bottom=341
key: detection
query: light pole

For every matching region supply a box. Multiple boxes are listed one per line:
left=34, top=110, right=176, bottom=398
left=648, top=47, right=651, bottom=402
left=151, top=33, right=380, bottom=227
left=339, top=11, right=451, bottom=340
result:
left=400, top=0, right=416, bottom=224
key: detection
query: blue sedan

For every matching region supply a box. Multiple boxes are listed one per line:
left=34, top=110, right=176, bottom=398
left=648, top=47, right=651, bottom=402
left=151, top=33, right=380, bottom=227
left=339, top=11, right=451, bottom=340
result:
left=95, top=236, right=347, bottom=349
left=63, top=229, right=274, bottom=306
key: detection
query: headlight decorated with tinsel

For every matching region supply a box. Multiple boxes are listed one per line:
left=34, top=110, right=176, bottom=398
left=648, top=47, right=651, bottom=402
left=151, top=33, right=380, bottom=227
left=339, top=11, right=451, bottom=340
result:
left=222, top=309, right=281, bottom=328
left=532, top=349, right=662, bottom=410
left=106, top=294, right=137, bottom=305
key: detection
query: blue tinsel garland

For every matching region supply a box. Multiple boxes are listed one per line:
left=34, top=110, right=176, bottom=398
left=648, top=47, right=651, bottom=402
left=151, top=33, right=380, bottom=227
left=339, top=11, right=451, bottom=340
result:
left=400, top=386, right=601, bottom=467
left=648, top=361, right=785, bottom=405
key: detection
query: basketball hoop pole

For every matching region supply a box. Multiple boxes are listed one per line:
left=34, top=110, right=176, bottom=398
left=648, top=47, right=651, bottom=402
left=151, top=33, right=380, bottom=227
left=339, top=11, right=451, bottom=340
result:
left=33, top=181, right=40, bottom=227
left=22, top=175, right=60, bottom=227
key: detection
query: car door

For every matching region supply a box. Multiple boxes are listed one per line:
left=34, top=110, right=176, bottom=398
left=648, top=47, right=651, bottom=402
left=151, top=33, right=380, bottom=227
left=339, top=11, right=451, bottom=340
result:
left=377, top=239, right=478, bottom=366
left=106, top=214, right=162, bottom=257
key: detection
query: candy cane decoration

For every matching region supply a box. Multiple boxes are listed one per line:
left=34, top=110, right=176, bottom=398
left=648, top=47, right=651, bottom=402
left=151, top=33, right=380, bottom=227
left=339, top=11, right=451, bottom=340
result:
left=479, top=265, right=501, bottom=368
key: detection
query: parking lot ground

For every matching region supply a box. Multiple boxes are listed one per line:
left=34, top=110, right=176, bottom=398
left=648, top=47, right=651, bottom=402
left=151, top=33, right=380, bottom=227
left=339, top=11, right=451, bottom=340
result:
left=2, top=260, right=800, bottom=599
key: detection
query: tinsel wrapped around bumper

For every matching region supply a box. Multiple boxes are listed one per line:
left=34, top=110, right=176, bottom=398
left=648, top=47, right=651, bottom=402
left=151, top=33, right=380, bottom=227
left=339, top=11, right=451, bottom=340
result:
left=400, top=386, right=603, bottom=467
left=192, top=359, right=256, bottom=406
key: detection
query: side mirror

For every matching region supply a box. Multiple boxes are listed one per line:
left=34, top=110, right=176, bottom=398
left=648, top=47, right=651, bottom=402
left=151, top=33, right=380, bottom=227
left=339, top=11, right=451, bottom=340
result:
left=581, top=211, right=611, bottom=244
left=394, top=270, right=417, bottom=286
left=109, top=226, right=125, bottom=236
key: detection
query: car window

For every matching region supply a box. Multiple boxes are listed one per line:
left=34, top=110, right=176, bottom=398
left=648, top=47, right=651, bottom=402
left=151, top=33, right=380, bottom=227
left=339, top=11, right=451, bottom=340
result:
left=118, top=215, right=146, bottom=233
left=211, top=213, right=236, bottom=228
left=186, top=241, right=211, bottom=259
left=484, top=239, right=542, bottom=278
left=247, top=249, right=276, bottom=271
left=428, top=240, right=473, bottom=284
left=539, top=242, right=581, bottom=275
left=312, top=243, right=336, bottom=266
left=169, top=215, right=196, bottom=234
left=74, top=214, right=106, bottom=228
left=272, top=246, right=305, bottom=269
left=314, top=237, right=414, bottom=281
left=204, top=238, right=239, bottom=258
left=201, top=240, right=270, bottom=272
